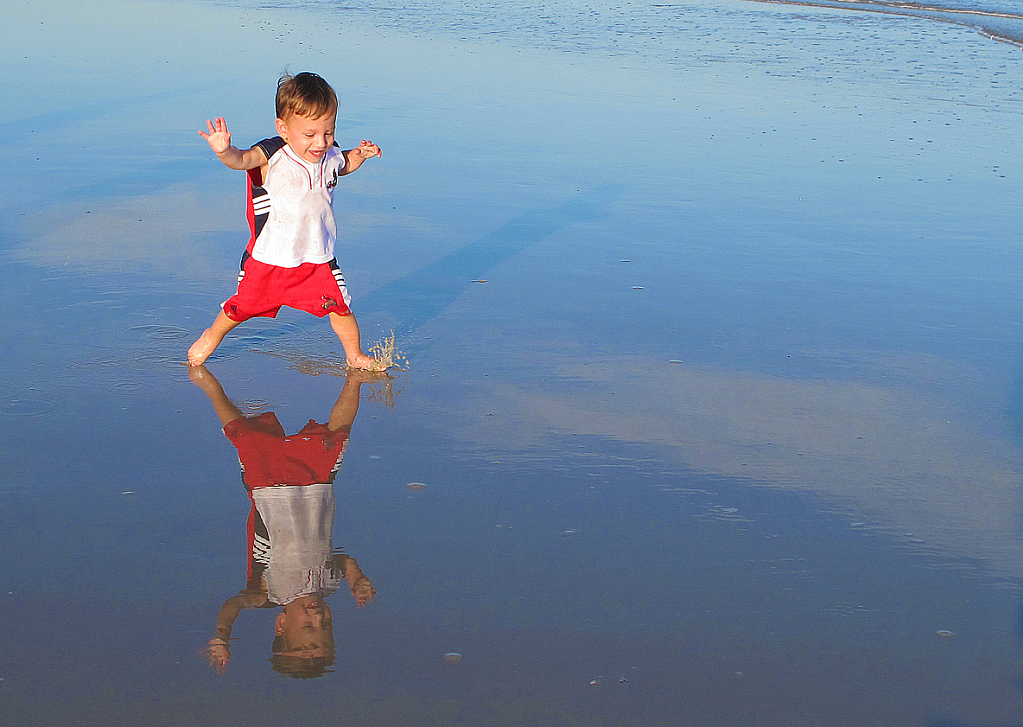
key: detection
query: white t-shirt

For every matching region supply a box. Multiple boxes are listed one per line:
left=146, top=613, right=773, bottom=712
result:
left=249, top=141, right=346, bottom=268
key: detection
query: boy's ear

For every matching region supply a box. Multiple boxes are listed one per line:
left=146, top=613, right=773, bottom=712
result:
left=274, top=611, right=287, bottom=635
left=275, top=117, right=288, bottom=140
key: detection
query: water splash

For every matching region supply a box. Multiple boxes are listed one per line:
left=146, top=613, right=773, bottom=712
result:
left=366, top=376, right=401, bottom=409
left=253, top=331, right=408, bottom=375
left=367, top=331, right=408, bottom=372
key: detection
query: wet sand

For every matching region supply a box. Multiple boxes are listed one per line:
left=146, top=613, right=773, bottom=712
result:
left=2, top=0, right=1023, bottom=724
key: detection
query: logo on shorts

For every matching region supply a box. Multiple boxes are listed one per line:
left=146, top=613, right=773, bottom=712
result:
left=321, top=295, right=339, bottom=310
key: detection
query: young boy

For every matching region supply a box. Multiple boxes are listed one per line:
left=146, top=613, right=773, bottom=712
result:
left=188, top=72, right=383, bottom=370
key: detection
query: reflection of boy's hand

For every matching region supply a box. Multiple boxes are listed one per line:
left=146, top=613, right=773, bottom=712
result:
left=205, top=639, right=230, bottom=672
left=352, top=578, right=376, bottom=607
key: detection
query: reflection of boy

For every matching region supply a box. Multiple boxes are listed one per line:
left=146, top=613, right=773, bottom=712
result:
left=190, top=366, right=376, bottom=677
left=187, top=72, right=383, bottom=370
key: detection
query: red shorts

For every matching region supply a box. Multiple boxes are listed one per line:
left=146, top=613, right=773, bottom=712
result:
left=222, top=256, right=352, bottom=322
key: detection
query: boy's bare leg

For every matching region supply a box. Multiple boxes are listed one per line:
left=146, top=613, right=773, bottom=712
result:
left=329, top=312, right=383, bottom=370
left=188, top=310, right=241, bottom=366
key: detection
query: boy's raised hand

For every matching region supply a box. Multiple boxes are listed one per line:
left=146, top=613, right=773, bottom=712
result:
left=353, top=139, right=382, bottom=159
left=199, top=117, right=234, bottom=154
left=341, top=140, right=382, bottom=175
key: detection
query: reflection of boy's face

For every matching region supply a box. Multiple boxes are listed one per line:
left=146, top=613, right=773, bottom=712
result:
left=274, top=595, right=335, bottom=658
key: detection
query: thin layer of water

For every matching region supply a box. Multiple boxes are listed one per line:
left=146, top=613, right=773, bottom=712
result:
left=1, top=0, right=1022, bottom=724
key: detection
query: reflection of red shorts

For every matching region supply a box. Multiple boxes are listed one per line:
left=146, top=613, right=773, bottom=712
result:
left=224, top=412, right=350, bottom=489
left=222, top=255, right=352, bottom=322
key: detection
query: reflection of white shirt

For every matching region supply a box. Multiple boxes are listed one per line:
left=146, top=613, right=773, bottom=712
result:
left=251, top=144, right=346, bottom=268
left=252, top=483, right=341, bottom=605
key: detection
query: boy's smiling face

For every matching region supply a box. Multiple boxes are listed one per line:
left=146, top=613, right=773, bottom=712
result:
left=276, top=110, right=337, bottom=164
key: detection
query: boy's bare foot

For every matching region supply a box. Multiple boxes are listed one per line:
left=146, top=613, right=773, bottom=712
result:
left=188, top=329, right=220, bottom=366
left=188, top=311, right=240, bottom=366
left=345, top=352, right=386, bottom=371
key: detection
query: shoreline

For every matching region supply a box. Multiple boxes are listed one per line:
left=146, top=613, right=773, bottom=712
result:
left=744, top=0, right=1023, bottom=46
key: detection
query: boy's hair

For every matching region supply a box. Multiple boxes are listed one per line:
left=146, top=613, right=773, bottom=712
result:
left=269, top=652, right=336, bottom=679
left=270, top=632, right=336, bottom=679
left=276, top=72, right=338, bottom=121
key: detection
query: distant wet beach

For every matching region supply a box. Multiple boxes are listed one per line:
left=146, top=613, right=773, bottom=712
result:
left=746, top=0, right=1023, bottom=45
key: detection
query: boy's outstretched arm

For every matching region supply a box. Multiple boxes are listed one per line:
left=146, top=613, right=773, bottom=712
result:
left=199, top=117, right=268, bottom=170
left=205, top=591, right=267, bottom=672
left=340, top=140, right=382, bottom=176
left=342, top=556, right=376, bottom=607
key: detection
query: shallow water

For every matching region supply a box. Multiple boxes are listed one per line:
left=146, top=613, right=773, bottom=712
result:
left=2, top=0, right=1023, bottom=724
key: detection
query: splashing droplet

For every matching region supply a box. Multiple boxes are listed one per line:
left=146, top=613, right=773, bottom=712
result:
left=367, top=331, right=408, bottom=371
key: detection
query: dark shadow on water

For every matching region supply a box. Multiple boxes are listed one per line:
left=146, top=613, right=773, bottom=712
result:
left=354, top=184, right=623, bottom=341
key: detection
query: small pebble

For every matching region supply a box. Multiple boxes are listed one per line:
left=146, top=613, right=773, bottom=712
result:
left=369, top=455, right=382, bottom=460
left=668, top=360, right=683, bottom=364
left=562, top=530, right=577, bottom=536
left=407, top=482, right=428, bottom=490
left=443, top=652, right=463, bottom=663
left=121, top=491, right=135, bottom=495
left=936, top=630, right=955, bottom=638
